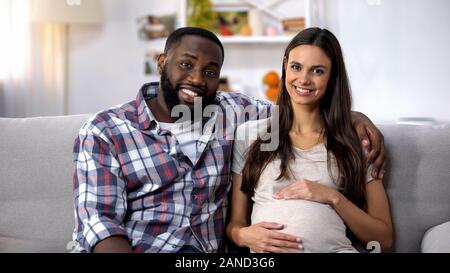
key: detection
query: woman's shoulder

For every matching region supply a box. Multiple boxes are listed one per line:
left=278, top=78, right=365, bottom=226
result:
left=235, top=117, right=272, bottom=142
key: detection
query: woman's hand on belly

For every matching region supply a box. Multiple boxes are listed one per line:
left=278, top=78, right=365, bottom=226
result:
left=238, top=221, right=303, bottom=253
left=273, top=179, right=339, bottom=205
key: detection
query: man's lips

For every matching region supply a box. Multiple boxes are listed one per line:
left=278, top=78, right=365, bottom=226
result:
left=180, top=88, right=199, bottom=98
left=178, top=85, right=205, bottom=104
left=178, top=85, right=205, bottom=97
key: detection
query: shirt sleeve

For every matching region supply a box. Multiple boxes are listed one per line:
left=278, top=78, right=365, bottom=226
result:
left=363, top=147, right=375, bottom=184
left=365, top=164, right=375, bottom=184
left=232, top=121, right=263, bottom=175
left=73, top=123, right=129, bottom=252
left=230, top=91, right=274, bottom=123
left=231, top=123, right=248, bottom=175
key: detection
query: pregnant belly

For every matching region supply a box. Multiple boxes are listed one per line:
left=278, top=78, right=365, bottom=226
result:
left=251, top=199, right=356, bottom=253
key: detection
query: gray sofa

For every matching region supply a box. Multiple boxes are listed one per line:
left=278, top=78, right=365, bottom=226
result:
left=1, top=114, right=449, bottom=253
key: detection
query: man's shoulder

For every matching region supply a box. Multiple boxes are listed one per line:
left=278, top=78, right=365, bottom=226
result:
left=81, top=100, right=137, bottom=134
left=216, top=91, right=272, bottom=108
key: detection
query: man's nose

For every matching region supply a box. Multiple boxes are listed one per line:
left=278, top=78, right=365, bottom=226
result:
left=188, top=68, right=204, bottom=86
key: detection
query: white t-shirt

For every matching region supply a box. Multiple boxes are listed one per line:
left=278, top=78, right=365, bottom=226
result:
left=159, top=120, right=202, bottom=164
left=232, top=118, right=374, bottom=253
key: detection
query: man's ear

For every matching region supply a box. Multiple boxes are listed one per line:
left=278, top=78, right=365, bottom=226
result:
left=157, top=53, right=166, bottom=75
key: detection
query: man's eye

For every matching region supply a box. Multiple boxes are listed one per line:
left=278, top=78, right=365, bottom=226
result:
left=205, top=70, right=217, bottom=78
left=180, top=62, right=192, bottom=69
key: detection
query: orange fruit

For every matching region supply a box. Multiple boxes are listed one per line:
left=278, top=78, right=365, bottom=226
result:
left=266, top=87, right=279, bottom=102
left=263, top=71, right=280, bottom=101
left=263, top=71, right=280, bottom=87
left=240, top=25, right=252, bottom=36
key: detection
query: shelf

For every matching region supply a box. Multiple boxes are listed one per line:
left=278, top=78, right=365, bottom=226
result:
left=219, top=35, right=293, bottom=44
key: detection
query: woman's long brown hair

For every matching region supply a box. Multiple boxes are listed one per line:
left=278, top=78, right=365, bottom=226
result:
left=241, top=28, right=367, bottom=209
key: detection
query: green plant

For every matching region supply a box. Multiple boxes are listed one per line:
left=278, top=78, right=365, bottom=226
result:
left=187, top=0, right=217, bottom=30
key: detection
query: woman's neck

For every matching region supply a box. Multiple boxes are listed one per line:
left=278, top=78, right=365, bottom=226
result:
left=291, top=105, right=323, bottom=134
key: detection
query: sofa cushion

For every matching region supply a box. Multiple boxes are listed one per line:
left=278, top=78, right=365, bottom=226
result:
left=421, top=221, right=450, bottom=252
left=0, top=114, right=90, bottom=252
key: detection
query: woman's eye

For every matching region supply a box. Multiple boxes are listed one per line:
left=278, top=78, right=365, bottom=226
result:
left=291, top=64, right=300, bottom=71
left=313, top=68, right=324, bottom=75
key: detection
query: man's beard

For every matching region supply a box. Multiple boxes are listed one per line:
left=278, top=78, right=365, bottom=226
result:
left=160, top=66, right=217, bottom=122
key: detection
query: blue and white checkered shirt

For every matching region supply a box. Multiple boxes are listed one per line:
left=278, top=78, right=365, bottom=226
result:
left=72, top=82, right=272, bottom=252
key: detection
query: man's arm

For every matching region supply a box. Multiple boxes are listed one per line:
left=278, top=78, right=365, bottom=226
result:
left=73, top=125, right=130, bottom=252
left=93, top=236, right=133, bottom=253
left=351, top=111, right=386, bottom=179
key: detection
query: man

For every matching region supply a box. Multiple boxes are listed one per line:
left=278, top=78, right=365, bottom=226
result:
left=72, top=27, right=385, bottom=253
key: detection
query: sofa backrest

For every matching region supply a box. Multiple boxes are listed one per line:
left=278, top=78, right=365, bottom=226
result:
left=1, top=116, right=449, bottom=253
left=379, top=124, right=450, bottom=252
left=0, top=114, right=91, bottom=252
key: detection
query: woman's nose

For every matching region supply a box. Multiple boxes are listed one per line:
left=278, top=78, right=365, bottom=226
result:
left=298, top=71, right=311, bottom=86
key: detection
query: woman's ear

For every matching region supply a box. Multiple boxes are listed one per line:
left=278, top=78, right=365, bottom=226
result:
left=157, top=53, right=166, bottom=75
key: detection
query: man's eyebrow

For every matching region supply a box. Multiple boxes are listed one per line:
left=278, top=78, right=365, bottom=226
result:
left=182, top=53, right=220, bottom=68
left=182, top=52, right=198, bottom=60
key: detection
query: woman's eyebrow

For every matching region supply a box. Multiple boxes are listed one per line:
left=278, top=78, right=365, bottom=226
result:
left=311, top=64, right=328, bottom=69
left=289, top=61, right=328, bottom=69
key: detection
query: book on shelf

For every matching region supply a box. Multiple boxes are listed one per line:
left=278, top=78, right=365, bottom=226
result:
left=281, top=17, right=305, bottom=35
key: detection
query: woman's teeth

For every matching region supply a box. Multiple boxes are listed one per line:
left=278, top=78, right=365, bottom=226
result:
left=295, top=87, right=314, bottom=94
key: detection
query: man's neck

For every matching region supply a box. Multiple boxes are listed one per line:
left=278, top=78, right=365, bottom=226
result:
left=147, top=89, right=176, bottom=123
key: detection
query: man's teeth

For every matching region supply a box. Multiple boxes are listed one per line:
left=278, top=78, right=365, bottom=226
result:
left=295, top=87, right=314, bottom=94
left=181, top=88, right=198, bottom=97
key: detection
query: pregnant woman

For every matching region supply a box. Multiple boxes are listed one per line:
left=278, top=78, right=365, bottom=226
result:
left=226, top=28, right=393, bottom=253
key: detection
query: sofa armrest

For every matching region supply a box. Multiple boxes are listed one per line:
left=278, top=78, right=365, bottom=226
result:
left=421, top=221, right=450, bottom=253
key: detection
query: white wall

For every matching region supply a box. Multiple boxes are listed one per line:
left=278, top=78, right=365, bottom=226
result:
left=68, top=0, right=177, bottom=115
left=321, top=0, right=450, bottom=123
left=68, top=0, right=450, bottom=124
left=68, top=0, right=301, bottom=114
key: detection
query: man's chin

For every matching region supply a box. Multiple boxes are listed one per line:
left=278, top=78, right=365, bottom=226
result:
left=169, top=99, right=201, bottom=119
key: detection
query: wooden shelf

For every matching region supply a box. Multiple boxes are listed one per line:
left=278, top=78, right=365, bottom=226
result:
left=219, top=35, right=293, bottom=44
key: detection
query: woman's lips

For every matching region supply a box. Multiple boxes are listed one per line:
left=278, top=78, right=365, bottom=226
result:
left=294, top=86, right=315, bottom=96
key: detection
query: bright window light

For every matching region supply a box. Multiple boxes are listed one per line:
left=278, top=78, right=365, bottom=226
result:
left=0, top=0, right=30, bottom=80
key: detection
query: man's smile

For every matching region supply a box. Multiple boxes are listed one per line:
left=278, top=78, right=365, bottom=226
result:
left=178, top=85, right=205, bottom=104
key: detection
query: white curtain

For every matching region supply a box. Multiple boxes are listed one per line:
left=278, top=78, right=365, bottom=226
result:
left=0, top=0, right=66, bottom=117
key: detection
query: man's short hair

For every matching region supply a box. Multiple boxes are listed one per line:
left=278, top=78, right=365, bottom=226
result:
left=164, top=27, right=224, bottom=62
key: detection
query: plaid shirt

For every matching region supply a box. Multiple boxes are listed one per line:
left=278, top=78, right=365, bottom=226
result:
left=72, top=82, right=272, bottom=252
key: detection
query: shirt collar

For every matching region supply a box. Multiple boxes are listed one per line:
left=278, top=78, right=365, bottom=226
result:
left=135, top=82, right=159, bottom=130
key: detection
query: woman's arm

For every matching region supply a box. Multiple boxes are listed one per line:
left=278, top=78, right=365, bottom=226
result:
left=274, top=179, right=393, bottom=251
left=226, top=172, right=303, bottom=253
left=331, top=179, right=393, bottom=250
